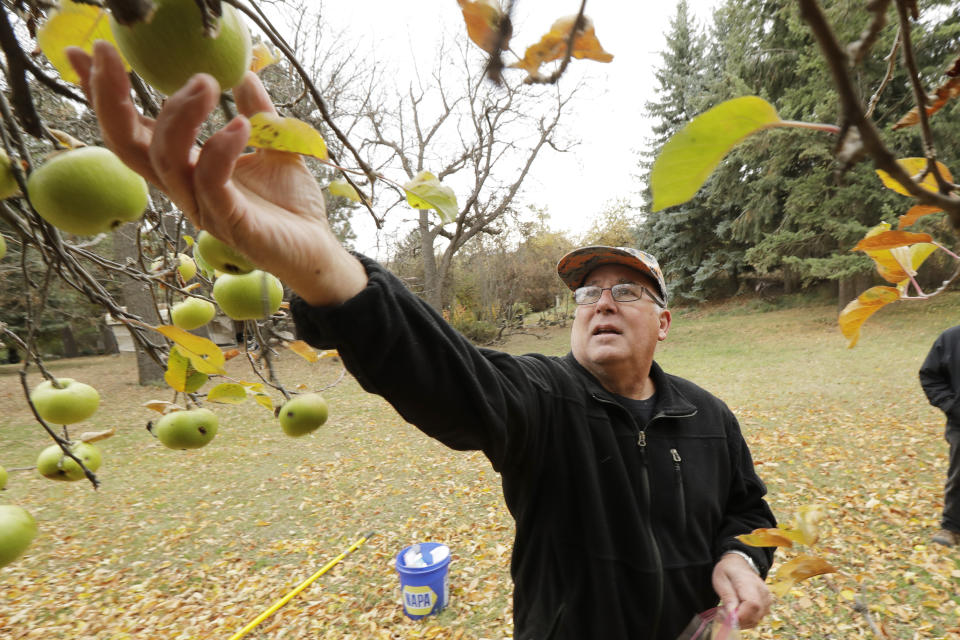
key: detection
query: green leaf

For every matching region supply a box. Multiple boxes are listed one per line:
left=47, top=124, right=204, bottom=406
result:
left=403, top=171, right=458, bottom=224
left=651, top=96, right=781, bottom=212
left=207, top=383, right=247, bottom=404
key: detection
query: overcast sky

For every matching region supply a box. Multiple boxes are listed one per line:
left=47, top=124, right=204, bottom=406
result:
left=302, top=1, right=722, bottom=256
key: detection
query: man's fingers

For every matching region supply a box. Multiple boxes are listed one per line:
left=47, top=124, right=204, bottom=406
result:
left=88, top=41, right=160, bottom=183
left=65, top=47, right=93, bottom=102
left=193, top=116, right=250, bottom=233
left=148, top=74, right=221, bottom=217
left=233, top=71, right=277, bottom=118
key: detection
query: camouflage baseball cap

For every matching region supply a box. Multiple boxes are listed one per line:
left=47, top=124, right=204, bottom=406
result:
left=557, top=246, right=667, bottom=304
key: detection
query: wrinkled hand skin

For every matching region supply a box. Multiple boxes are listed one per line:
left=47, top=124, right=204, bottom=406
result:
left=711, top=553, right=773, bottom=630
left=66, top=42, right=367, bottom=307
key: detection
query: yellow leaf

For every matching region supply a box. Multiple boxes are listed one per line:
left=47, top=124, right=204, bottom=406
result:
left=857, top=223, right=938, bottom=284
left=457, top=0, right=507, bottom=54
left=249, top=42, right=280, bottom=73
left=207, top=383, right=247, bottom=404
left=737, top=528, right=795, bottom=548
left=164, top=346, right=189, bottom=392
left=510, top=15, right=613, bottom=76
left=154, top=325, right=226, bottom=374
left=37, top=0, right=129, bottom=84
left=838, top=286, right=901, bottom=348
left=795, top=504, right=827, bottom=546
left=840, top=589, right=856, bottom=601
left=769, top=554, right=838, bottom=597
left=898, top=204, right=942, bottom=229
left=320, top=349, right=340, bottom=359
left=876, top=158, right=954, bottom=196
left=48, top=129, right=85, bottom=150
left=287, top=340, right=319, bottom=363
left=247, top=112, right=328, bottom=160
left=164, top=347, right=209, bottom=393
left=327, top=179, right=364, bottom=203
left=253, top=393, right=274, bottom=412
left=79, top=428, right=115, bottom=443
left=143, top=400, right=178, bottom=414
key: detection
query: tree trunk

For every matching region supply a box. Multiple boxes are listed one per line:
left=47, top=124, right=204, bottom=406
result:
left=113, top=221, right=165, bottom=385
left=60, top=324, right=79, bottom=358
left=99, top=320, right=119, bottom=355
left=419, top=213, right=443, bottom=310
left=837, top=272, right=875, bottom=313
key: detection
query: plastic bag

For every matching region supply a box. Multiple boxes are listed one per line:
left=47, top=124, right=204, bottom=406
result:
left=675, top=606, right=740, bottom=640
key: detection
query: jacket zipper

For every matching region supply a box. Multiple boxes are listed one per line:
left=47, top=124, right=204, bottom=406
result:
left=636, top=428, right=663, bottom=639
left=670, top=447, right=686, bottom=533
left=594, top=391, right=666, bottom=638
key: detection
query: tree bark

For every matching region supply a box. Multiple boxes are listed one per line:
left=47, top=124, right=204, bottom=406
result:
left=60, top=325, right=78, bottom=358
left=113, top=221, right=165, bottom=385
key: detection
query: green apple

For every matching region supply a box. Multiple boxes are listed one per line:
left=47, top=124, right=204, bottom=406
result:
left=278, top=393, right=328, bottom=437
left=0, top=148, right=19, bottom=199
left=151, top=253, right=197, bottom=282
left=36, top=442, right=102, bottom=481
left=170, top=297, right=217, bottom=330
left=26, top=147, right=148, bottom=235
left=196, top=230, right=255, bottom=274
left=0, top=504, right=37, bottom=568
left=213, top=270, right=283, bottom=320
left=30, top=378, right=100, bottom=425
left=0, top=464, right=7, bottom=490
left=109, top=0, right=252, bottom=95
left=154, top=408, right=218, bottom=449
left=0, top=234, right=6, bottom=260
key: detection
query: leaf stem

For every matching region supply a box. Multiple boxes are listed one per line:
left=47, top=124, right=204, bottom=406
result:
left=776, top=120, right=842, bottom=135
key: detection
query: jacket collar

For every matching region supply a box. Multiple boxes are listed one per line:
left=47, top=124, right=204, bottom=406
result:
left=562, top=353, right=698, bottom=418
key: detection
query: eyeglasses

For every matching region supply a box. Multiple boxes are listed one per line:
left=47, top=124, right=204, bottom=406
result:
left=573, top=284, right=665, bottom=307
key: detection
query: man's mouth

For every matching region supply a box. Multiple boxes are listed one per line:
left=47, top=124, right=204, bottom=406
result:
left=592, top=325, right=622, bottom=336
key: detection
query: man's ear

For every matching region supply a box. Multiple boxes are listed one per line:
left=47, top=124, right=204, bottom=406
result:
left=657, top=309, right=671, bottom=342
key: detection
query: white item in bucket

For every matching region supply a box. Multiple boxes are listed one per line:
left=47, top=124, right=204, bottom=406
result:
left=430, top=544, right=450, bottom=564
left=403, top=544, right=428, bottom=568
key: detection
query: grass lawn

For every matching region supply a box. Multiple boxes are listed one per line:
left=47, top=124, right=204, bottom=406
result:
left=2, top=291, right=960, bottom=639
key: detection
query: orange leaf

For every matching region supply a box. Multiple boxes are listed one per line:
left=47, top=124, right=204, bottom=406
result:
left=838, top=286, right=900, bottom=348
left=457, top=0, right=506, bottom=54
left=893, top=75, right=960, bottom=130
left=769, top=554, right=838, bottom=597
left=851, top=230, right=933, bottom=252
left=287, top=340, right=319, bottom=363
left=510, top=15, right=613, bottom=77
left=737, top=528, right=795, bottom=548
left=223, top=348, right=241, bottom=361
left=898, top=204, right=942, bottom=229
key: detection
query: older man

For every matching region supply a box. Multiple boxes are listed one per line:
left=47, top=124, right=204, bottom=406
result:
left=68, top=43, right=775, bottom=639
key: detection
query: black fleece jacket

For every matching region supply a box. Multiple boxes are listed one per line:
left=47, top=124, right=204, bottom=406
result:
left=920, top=325, right=960, bottom=425
left=291, top=256, right=776, bottom=640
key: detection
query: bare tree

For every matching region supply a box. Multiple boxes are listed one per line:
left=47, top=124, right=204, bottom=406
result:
left=366, top=41, right=579, bottom=310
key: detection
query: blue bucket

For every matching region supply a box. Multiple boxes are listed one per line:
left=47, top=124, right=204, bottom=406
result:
left=395, top=542, right=451, bottom=619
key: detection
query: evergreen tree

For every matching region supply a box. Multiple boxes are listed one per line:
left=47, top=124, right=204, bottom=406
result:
left=638, top=0, right=748, bottom=301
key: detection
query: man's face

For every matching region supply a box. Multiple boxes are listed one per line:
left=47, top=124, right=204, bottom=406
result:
left=570, top=264, right=671, bottom=376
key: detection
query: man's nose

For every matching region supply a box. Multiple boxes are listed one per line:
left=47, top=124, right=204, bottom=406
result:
left=594, top=287, right=618, bottom=310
